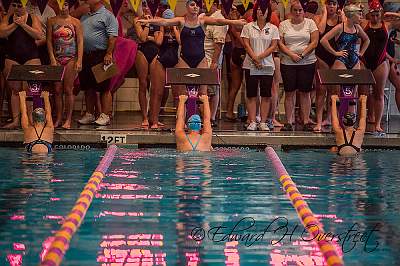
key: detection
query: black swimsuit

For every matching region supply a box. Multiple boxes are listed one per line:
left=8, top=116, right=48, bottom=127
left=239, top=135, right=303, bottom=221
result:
left=157, top=32, right=179, bottom=68
left=337, top=128, right=360, bottom=154
left=6, top=15, right=39, bottom=65
left=25, top=124, right=52, bottom=153
left=138, top=24, right=160, bottom=63
left=180, top=24, right=205, bottom=68
left=315, top=18, right=339, bottom=67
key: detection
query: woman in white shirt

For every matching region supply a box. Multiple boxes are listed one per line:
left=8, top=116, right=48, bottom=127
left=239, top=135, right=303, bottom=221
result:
left=241, top=2, right=280, bottom=131
left=278, top=0, right=319, bottom=131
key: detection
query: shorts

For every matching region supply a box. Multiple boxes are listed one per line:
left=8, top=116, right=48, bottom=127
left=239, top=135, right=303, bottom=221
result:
left=280, top=63, right=316, bottom=92
left=244, top=69, right=273, bottom=98
left=205, top=57, right=220, bottom=97
left=79, top=50, right=110, bottom=92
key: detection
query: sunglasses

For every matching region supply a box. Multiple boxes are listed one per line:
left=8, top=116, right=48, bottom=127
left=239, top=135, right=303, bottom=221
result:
left=11, top=3, right=23, bottom=8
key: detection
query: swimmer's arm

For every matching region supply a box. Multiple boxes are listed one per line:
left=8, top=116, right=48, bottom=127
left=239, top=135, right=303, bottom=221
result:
left=356, top=25, right=369, bottom=57
left=358, top=95, right=367, bottom=132
left=138, top=17, right=183, bottom=27
left=18, top=91, right=29, bottom=129
left=46, top=19, right=57, bottom=65
left=202, top=16, right=245, bottom=26
left=316, top=4, right=327, bottom=34
left=42, top=91, right=54, bottom=128
left=154, top=27, right=164, bottom=46
left=331, top=95, right=341, bottom=133
left=200, top=95, right=212, bottom=135
left=173, top=26, right=181, bottom=45
left=320, top=24, right=342, bottom=56
left=175, top=95, right=187, bottom=135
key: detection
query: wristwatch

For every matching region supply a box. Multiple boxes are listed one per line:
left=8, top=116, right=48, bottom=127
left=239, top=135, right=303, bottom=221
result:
left=300, top=54, right=305, bottom=59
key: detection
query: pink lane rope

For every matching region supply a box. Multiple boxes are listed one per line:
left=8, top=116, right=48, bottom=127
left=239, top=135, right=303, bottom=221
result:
left=265, top=147, right=344, bottom=266
left=40, top=145, right=118, bottom=266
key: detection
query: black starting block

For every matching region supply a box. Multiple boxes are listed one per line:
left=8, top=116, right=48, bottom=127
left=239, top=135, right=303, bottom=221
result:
left=7, top=65, right=64, bottom=108
left=317, top=69, right=375, bottom=127
left=166, top=68, right=220, bottom=120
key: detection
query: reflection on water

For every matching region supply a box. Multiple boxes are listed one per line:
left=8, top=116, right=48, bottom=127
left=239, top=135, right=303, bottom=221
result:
left=1, top=148, right=400, bottom=265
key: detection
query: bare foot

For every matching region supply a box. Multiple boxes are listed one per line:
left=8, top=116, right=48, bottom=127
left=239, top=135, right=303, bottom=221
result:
left=2, top=121, right=20, bottom=129
left=141, top=119, right=149, bottom=129
left=273, top=119, right=284, bottom=127
left=62, top=121, right=71, bottom=129
left=54, top=120, right=62, bottom=128
left=375, top=125, right=384, bottom=132
left=313, top=124, right=322, bottom=132
left=321, top=119, right=331, bottom=126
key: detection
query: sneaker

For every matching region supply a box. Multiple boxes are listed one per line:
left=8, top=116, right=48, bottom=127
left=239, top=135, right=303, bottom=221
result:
left=258, top=122, right=270, bottom=131
left=256, top=115, right=261, bottom=123
left=267, top=119, right=274, bottom=130
left=78, top=112, right=95, bottom=125
left=94, top=113, right=111, bottom=126
left=247, top=121, right=257, bottom=131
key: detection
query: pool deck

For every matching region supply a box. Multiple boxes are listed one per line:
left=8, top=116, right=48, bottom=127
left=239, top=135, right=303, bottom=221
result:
left=1, top=111, right=400, bottom=148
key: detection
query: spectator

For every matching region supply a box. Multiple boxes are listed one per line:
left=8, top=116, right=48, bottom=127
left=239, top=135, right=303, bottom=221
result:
left=47, top=1, right=83, bottom=129
left=0, top=0, right=42, bottom=129
left=77, top=0, right=118, bottom=126
left=278, top=0, right=319, bottom=131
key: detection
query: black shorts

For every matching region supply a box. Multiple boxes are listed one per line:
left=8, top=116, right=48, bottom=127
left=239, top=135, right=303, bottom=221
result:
left=244, top=69, right=273, bottom=98
left=280, top=63, right=316, bottom=92
left=79, top=50, right=110, bottom=92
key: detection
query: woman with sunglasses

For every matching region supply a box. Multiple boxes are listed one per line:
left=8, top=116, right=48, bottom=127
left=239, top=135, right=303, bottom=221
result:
left=138, top=0, right=245, bottom=96
left=359, top=1, right=400, bottom=133
left=47, top=0, right=83, bottom=129
left=0, top=0, right=43, bottom=129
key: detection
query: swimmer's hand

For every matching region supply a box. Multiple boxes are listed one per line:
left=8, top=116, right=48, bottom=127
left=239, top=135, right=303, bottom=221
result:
left=199, top=95, right=209, bottom=103
left=41, top=91, right=50, bottom=98
left=331, top=95, right=339, bottom=102
left=179, top=95, right=188, bottom=102
left=335, top=50, right=348, bottom=58
left=19, top=91, right=26, bottom=98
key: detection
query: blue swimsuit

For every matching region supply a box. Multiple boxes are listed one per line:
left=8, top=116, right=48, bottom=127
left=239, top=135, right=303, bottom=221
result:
left=180, top=23, right=205, bottom=68
left=25, top=125, right=52, bottom=153
left=185, top=134, right=202, bottom=151
left=336, top=23, right=359, bottom=69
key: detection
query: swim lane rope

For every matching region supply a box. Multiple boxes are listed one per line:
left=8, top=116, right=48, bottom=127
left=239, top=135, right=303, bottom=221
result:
left=40, top=145, right=118, bottom=266
left=265, top=147, right=344, bottom=266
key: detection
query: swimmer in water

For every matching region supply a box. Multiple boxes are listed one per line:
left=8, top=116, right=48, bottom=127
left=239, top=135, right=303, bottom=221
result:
left=19, top=91, right=54, bottom=153
left=175, top=94, right=212, bottom=152
left=331, top=94, right=367, bottom=156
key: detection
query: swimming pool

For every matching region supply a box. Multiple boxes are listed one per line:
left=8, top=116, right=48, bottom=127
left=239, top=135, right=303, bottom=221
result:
left=0, top=147, right=399, bottom=265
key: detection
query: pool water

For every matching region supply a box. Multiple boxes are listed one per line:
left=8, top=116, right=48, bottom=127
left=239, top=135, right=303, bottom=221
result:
left=0, top=147, right=399, bottom=265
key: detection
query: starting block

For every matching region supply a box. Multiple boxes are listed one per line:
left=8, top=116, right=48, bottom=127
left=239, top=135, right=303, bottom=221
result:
left=317, top=69, right=375, bottom=127
left=165, top=68, right=220, bottom=120
left=7, top=65, right=64, bottom=108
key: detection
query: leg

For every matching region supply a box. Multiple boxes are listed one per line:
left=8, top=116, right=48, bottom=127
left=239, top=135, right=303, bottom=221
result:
left=135, top=51, right=150, bottom=127
left=372, top=61, right=390, bottom=132
left=209, top=85, right=219, bottom=122
left=388, top=63, right=400, bottom=112
left=62, top=60, right=78, bottom=129
left=196, top=58, right=209, bottom=95
left=3, top=59, right=21, bottom=129
left=149, top=59, right=165, bottom=129
left=53, top=81, right=63, bottom=128
left=284, top=91, right=296, bottom=124
left=244, top=70, right=257, bottom=127
left=314, top=58, right=329, bottom=131
left=225, top=60, right=243, bottom=119
left=299, top=91, right=312, bottom=125
left=271, top=57, right=283, bottom=127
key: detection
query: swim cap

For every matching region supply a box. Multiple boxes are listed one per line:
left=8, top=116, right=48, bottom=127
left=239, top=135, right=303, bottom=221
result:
left=162, top=8, right=174, bottom=19
left=343, top=112, right=356, bottom=127
left=344, top=4, right=362, bottom=18
left=32, top=108, right=45, bottom=123
left=368, top=0, right=382, bottom=13
left=187, top=114, right=202, bottom=131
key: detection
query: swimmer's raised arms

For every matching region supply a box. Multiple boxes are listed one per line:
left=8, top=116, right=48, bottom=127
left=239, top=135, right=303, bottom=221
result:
left=175, top=94, right=212, bottom=152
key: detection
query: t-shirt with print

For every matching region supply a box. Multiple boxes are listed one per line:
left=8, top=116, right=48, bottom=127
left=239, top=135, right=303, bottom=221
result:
left=240, top=22, right=280, bottom=74
left=279, top=18, right=318, bottom=65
